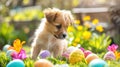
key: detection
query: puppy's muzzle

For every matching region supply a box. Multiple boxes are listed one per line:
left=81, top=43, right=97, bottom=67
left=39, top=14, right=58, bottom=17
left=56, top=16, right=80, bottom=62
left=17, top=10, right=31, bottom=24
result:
left=54, top=33, right=67, bottom=39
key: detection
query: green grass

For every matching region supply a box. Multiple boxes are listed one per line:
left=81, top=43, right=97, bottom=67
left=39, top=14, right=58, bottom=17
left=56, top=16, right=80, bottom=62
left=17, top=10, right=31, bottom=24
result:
left=1, top=46, right=120, bottom=67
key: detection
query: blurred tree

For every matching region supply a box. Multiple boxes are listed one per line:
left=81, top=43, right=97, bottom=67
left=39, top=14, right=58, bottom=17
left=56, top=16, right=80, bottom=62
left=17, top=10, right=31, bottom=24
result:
left=34, top=0, right=80, bottom=9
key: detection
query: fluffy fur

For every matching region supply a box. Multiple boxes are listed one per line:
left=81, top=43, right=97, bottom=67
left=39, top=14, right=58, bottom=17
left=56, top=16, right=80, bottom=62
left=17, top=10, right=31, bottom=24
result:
left=31, top=8, right=74, bottom=60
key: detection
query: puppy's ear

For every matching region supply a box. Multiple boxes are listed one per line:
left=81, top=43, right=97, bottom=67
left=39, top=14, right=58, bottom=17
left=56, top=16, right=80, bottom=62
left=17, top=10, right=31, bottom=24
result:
left=63, top=11, right=74, bottom=25
left=44, top=8, right=59, bottom=22
left=68, top=12, right=74, bottom=25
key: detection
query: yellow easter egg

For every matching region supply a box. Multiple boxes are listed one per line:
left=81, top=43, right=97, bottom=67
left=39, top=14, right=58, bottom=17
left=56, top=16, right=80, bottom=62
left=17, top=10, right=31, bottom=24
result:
left=34, top=59, right=54, bottom=67
left=85, top=53, right=99, bottom=64
left=69, top=49, right=85, bottom=64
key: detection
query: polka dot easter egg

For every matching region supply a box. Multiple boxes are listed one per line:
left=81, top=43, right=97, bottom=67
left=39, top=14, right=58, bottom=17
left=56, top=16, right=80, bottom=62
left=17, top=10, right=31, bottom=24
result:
left=85, top=53, right=99, bottom=64
left=6, top=59, right=25, bottom=67
left=69, top=49, right=85, bottom=64
left=89, top=59, right=108, bottom=67
left=34, top=59, right=54, bottom=67
left=39, top=50, right=51, bottom=59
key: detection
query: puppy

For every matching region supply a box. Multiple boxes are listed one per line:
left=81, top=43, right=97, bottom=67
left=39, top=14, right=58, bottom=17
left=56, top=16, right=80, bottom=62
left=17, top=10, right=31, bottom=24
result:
left=31, top=8, right=74, bottom=60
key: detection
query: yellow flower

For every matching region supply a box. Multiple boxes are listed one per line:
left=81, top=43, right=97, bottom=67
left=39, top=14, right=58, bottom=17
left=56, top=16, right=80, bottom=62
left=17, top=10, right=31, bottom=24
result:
left=72, top=43, right=77, bottom=47
left=67, top=26, right=74, bottom=32
left=83, top=31, right=91, bottom=40
left=84, top=22, right=91, bottom=28
left=23, top=0, right=29, bottom=5
left=5, top=17, right=11, bottom=22
left=96, top=25, right=104, bottom=32
left=74, top=20, right=80, bottom=24
left=92, top=19, right=99, bottom=25
left=13, top=13, right=26, bottom=21
left=9, top=39, right=25, bottom=53
left=83, top=16, right=91, bottom=21
left=74, top=38, right=80, bottom=43
left=115, top=51, right=120, bottom=61
left=77, top=25, right=83, bottom=31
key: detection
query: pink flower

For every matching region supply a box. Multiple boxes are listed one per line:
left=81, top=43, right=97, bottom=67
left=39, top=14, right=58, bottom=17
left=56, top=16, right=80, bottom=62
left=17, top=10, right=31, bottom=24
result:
left=79, top=47, right=85, bottom=52
left=11, top=49, right=27, bottom=60
left=107, top=44, right=118, bottom=52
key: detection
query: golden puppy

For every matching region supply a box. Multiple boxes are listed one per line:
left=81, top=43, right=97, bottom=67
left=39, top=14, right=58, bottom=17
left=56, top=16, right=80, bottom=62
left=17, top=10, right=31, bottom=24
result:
left=31, top=8, right=74, bottom=60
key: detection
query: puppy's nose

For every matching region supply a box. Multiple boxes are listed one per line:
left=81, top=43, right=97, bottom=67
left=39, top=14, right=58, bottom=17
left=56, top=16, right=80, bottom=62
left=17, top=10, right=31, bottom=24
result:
left=62, top=34, right=67, bottom=38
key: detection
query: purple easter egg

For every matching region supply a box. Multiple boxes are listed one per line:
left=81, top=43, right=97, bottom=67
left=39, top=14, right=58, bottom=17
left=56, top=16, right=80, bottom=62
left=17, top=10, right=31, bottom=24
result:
left=103, top=51, right=116, bottom=60
left=39, top=50, right=50, bottom=59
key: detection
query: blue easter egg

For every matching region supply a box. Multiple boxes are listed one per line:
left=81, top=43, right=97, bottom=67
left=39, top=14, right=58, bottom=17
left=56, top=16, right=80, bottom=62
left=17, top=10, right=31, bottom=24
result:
left=6, top=59, right=25, bottom=67
left=3, top=44, right=11, bottom=52
left=6, top=49, right=16, bottom=58
left=39, top=50, right=51, bottom=59
left=89, top=59, right=108, bottom=67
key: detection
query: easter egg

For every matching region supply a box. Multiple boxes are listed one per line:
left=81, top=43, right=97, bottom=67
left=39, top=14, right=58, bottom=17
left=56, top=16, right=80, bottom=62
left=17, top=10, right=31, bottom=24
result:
left=62, top=46, right=78, bottom=58
left=6, top=59, right=25, bottom=67
left=103, top=51, right=116, bottom=60
left=39, top=50, right=50, bottom=59
left=3, top=44, right=11, bottom=52
left=6, top=49, right=16, bottom=58
left=55, top=64, right=69, bottom=67
left=85, top=53, right=99, bottom=64
left=69, top=49, right=85, bottom=64
left=84, top=50, right=92, bottom=58
left=34, top=59, right=54, bottom=67
left=89, top=59, right=108, bottom=67
left=66, top=46, right=78, bottom=54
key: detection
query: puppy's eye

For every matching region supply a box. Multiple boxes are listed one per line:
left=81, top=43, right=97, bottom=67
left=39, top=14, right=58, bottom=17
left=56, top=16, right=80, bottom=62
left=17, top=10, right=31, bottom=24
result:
left=56, top=24, right=61, bottom=29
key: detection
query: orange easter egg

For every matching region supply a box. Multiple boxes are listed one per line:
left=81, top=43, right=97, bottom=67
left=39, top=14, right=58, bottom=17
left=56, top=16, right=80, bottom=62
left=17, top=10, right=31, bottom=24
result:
left=85, top=53, right=99, bottom=64
left=34, top=59, right=54, bottom=67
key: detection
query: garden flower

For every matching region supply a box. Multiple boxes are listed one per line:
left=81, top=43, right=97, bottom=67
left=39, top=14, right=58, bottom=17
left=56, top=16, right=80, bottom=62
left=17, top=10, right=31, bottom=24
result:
left=79, top=47, right=85, bottom=52
left=107, top=44, right=118, bottom=52
left=92, top=19, right=99, bottom=25
left=14, top=13, right=25, bottom=21
left=9, top=39, right=25, bottom=53
left=74, top=20, right=80, bottom=24
left=84, top=22, right=91, bottom=28
left=11, top=49, right=27, bottom=60
left=83, top=31, right=91, bottom=40
left=72, top=43, right=77, bottom=47
left=96, top=25, right=104, bottom=32
left=77, top=25, right=83, bottom=31
left=83, top=16, right=91, bottom=21
left=74, top=38, right=80, bottom=43
left=115, top=51, right=120, bottom=61
left=67, top=26, right=74, bottom=32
